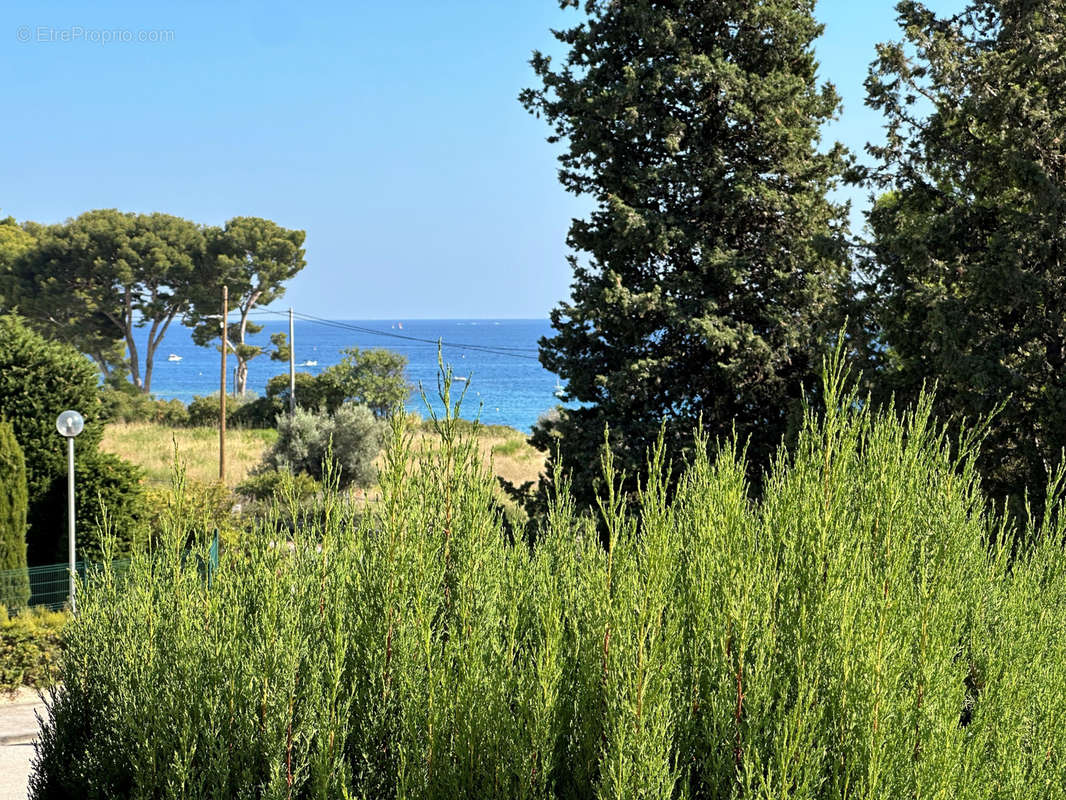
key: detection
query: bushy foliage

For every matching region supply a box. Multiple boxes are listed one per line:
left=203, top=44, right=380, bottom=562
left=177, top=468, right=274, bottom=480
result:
left=0, top=315, right=102, bottom=503
left=0, top=315, right=140, bottom=565
left=265, top=371, right=334, bottom=412
left=0, top=605, right=65, bottom=692
left=186, top=392, right=280, bottom=429
left=235, top=468, right=327, bottom=538
left=235, top=468, right=319, bottom=504
left=98, top=388, right=189, bottom=426
left=146, top=477, right=241, bottom=552
left=229, top=395, right=283, bottom=429
left=0, top=420, right=30, bottom=611
left=185, top=393, right=228, bottom=427
left=856, top=1, right=1066, bottom=526
left=521, top=0, right=849, bottom=511
left=29, top=451, right=148, bottom=565
left=319, top=347, right=411, bottom=418
left=31, top=368, right=1066, bottom=799
left=262, top=404, right=383, bottom=489
left=265, top=348, right=410, bottom=418
left=0, top=605, right=65, bottom=691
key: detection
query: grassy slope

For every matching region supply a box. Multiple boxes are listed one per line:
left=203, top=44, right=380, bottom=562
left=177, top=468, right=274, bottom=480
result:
left=100, top=421, right=545, bottom=494
left=101, top=424, right=279, bottom=488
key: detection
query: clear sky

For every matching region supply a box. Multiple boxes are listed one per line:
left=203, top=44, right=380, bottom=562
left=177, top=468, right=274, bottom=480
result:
left=2, top=1, right=961, bottom=319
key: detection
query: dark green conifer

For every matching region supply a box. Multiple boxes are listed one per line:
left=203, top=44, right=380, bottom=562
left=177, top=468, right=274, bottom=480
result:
left=0, top=419, right=31, bottom=611
left=521, top=0, right=849, bottom=510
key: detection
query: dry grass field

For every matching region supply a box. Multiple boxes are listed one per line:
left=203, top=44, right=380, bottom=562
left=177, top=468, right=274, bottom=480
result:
left=100, top=424, right=279, bottom=488
left=100, top=420, right=546, bottom=497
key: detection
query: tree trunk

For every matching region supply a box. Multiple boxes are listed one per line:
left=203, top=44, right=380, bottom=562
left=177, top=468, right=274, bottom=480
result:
left=122, top=290, right=144, bottom=391
left=92, top=353, right=112, bottom=378
left=143, top=316, right=161, bottom=395
left=236, top=358, right=249, bottom=397
left=235, top=291, right=261, bottom=396
left=143, top=308, right=179, bottom=396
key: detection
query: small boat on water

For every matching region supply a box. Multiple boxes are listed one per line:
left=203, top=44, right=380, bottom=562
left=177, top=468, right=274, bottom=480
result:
left=298, top=360, right=318, bottom=367
left=168, top=354, right=182, bottom=362
left=554, top=381, right=565, bottom=399
left=454, top=376, right=468, bottom=382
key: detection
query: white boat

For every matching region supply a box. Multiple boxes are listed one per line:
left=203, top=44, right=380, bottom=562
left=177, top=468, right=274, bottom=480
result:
left=554, top=382, right=566, bottom=399
left=167, top=354, right=182, bottom=362
left=454, top=376, right=468, bottom=382
left=298, top=360, right=318, bottom=367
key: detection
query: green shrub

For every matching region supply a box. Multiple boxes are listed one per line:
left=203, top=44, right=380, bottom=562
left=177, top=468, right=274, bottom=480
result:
left=262, top=404, right=383, bottom=489
left=0, top=420, right=30, bottom=611
left=186, top=393, right=225, bottom=427
left=0, top=605, right=65, bottom=692
left=29, top=451, right=149, bottom=565
left=0, top=315, right=102, bottom=503
left=265, top=371, right=334, bottom=411
left=235, top=468, right=319, bottom=504
left=146, top=478, right=242, bottom=552
left=229, top=395, right=282, bottom=429
left=265, top=348, right=411, bottom=418
left=157, top=398, right=190, bottom=427
left=30, top=368, right=1066, bottom=798
left=187, top=392, right=277, bottom=429
left=317, top=347, right=411, bottom=417
left=99, top=389, right=191, bottom=426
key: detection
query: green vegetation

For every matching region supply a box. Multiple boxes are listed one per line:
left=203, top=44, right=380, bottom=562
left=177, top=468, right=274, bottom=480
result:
left=0, top=314, right=103, bottom=501
left=262, top=404, right=384, bottom=490
left=266, top=347, right=412, bottom=418
left=31, top=368, right=1066, bottom=798
left=29, top=451, right=148, bottom=565
left=3, top=211, right=305, bottom=394
left=520, top=0, right=849, bottom=512
left=11, top=209, right=206, bottom=389
left=0, top=315, right=147, bottom=565
left=186, top=217, right=307, bottom=395
left=0, top=420, right=30, bottom=611
left=0, top=606, right=65, bottom=693
left=98, top=387, right=190, bottom=427
left=852, top=0, right=1066, bottom=524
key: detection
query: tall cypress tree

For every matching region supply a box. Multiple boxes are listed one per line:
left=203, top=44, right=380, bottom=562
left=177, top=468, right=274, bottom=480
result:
left=0, top=419, right=31, bottom=611
left=860, top=1, right=1066, bottom=521
left=521, top=0, right=849, bottom=510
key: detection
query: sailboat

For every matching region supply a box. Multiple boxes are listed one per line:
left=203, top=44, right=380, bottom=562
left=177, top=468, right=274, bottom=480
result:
left=554, top=380, right=565, bottom=399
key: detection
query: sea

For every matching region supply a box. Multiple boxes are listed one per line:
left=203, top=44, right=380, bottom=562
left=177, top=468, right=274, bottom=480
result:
left=134, top=318, right=564, bottom=433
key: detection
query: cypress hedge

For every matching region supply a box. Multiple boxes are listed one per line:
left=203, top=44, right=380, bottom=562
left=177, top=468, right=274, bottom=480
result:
left=0, top=420, right=30, bottom=611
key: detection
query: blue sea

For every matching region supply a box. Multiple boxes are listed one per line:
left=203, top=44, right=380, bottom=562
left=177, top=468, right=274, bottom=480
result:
left=135, top=318, right=563, bottom=432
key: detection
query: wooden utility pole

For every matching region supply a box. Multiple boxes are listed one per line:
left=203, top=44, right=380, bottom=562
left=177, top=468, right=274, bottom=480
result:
left=289, top=307, right=296, bottom=415
left=219, top=285, right=228, bottom=482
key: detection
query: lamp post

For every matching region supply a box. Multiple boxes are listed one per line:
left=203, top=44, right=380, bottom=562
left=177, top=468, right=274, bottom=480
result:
left=56, top=410, right=84, bottom=613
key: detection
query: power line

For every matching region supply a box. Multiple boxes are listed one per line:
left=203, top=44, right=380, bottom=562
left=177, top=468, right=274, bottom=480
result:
left=249, top=310, right=543, bottom=361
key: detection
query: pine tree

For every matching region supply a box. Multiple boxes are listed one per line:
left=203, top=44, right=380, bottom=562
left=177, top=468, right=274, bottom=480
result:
left=520, top=0, right=849, bottom=510
left=860, top=0, right=1066, bottom=522
left=0, top=419, right=31, bottom=611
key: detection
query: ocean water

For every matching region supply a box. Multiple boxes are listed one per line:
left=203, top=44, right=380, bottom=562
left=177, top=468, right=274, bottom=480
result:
left=135, top=318, right=563, bottom=432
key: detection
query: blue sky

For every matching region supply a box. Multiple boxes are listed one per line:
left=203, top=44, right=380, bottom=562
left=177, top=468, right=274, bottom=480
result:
left=2, top=1, right=961, bottom=319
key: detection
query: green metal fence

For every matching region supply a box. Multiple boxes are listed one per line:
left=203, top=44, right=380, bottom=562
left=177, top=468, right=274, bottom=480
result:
left=0, top=560, right=131, bottom=611
left=0, top=532, right=219, bottom=611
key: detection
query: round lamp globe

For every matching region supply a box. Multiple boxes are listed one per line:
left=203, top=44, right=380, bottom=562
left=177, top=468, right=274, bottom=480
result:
left=56, top=410, right=85, bottom=438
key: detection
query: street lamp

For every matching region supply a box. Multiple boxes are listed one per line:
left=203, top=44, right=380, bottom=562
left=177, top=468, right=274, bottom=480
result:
left=56, top=410, right=84, bottom=613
